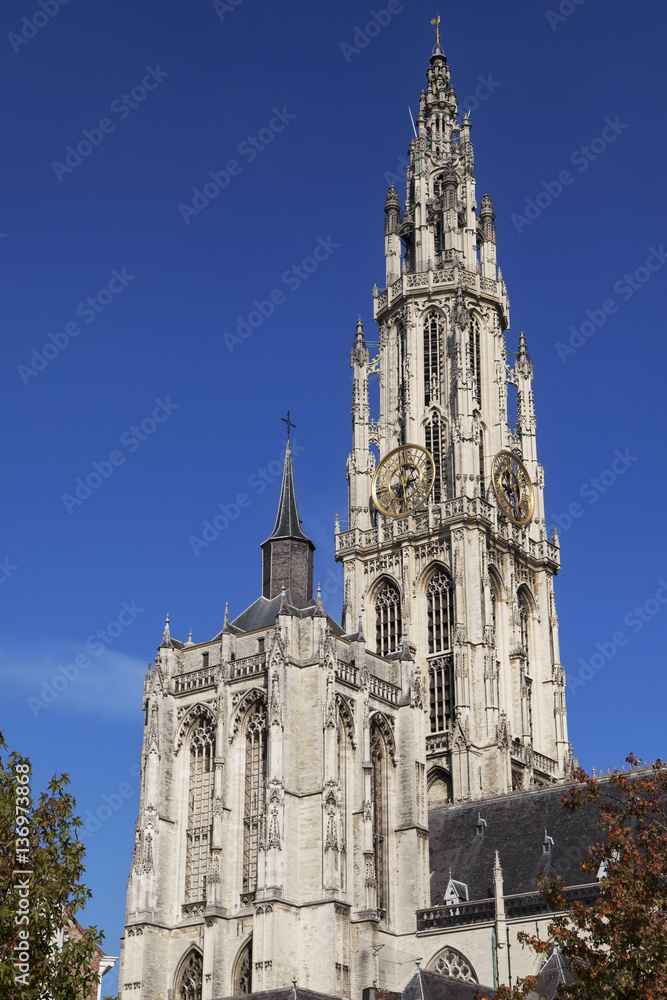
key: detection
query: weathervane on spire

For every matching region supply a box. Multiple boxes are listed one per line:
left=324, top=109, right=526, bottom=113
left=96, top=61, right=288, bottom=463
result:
left=431, top=14, right=441, bottom=47
left=282, top=411, right=296, bottom=439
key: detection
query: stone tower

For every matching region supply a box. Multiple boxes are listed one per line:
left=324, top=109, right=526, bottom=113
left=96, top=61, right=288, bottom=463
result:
left=117, top=39, right=574, bottom=1000
left=336, top=40, right=570, bottom=802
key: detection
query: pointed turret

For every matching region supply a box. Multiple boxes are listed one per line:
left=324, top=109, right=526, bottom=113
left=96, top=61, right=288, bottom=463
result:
left=260, top=439, right=315, bottom=601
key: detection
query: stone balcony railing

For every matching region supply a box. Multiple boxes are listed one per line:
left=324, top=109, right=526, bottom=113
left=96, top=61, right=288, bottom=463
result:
left=336, top=498, right=559, bottom=569
left=174, top=666, right=217, bottom=694
left=511, top=740, right=558, bottom=776
left=335, top=660, right=359, bottom=687
left=416, top=884, right=599, bottom=931
left=369, top=675, right=400, bottom=705
left=374, top=261, right=506, bottom=321
left=231, top=653, right=266, bottom=679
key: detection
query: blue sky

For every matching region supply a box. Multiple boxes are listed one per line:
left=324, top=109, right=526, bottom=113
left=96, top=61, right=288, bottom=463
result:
left=2, top=0, right=666, bottom=993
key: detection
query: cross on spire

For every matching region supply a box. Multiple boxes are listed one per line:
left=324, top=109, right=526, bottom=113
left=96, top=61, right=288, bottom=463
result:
left=282, top=411, right=296, bottom=439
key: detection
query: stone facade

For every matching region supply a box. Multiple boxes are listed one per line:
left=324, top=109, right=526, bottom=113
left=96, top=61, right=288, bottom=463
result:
left=118, top=41, right=582, bottom=1000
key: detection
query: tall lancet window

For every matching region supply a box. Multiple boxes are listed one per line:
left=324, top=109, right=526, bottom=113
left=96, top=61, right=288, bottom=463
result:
left=370, top=720, right=389, bottom=915
left=469, top=318, right=481, bottom=406
left=243, top=702, right=267, bottom=894
left=375, top=579, right=402, bottom=657
left=337, top=712, right=350, bottom=890
left=427, top=568, right=455, bottom=734
left=423, top=311, right=444, bottom=406
left=176, top=948, right=203, bottom=1000
left=185, top=715, right=215, bottom=903
left=518, top=590, right=533, bottom=738
left=478, top=428, right=485, bottom=497
left=425, top=412, right=445, bottom=503
left=427, top=568, right=454, bottom=654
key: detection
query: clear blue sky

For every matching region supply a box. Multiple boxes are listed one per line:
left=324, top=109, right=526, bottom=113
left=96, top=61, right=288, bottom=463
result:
left=2, top=0, right=666, bottom=993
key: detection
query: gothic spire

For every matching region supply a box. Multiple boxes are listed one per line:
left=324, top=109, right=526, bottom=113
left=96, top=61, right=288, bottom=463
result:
left=261, top=437, right=315, bottom=601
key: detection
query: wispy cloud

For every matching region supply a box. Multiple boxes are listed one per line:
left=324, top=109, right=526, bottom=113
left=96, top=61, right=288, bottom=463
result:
left=0, top=640, right=146, bottom=718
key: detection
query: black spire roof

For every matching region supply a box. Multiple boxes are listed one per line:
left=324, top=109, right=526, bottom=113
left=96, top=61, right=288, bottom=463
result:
left=260, top=439, right=315, bottom=601
left=264, top=439, right=312, bottom=543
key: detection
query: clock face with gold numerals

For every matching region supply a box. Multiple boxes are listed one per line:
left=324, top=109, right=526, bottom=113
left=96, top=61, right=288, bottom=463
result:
left=491, top=450, right=534, bottom=526
left=372, top=444, right=435, bottom=517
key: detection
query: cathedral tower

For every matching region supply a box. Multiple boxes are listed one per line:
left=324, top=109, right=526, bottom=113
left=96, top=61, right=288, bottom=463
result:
left=336, top=41, right=570, bottom=803
left=118, top=37, right=574, bottom=1000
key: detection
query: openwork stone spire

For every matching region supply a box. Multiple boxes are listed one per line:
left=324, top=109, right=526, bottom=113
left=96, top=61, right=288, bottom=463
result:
left=260, top=439, right=315, bottom=601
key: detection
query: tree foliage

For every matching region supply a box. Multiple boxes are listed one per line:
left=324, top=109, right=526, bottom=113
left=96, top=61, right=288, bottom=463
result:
left=482, top=754, right=667, bottom=1000
left=0, top=732, right=105, bottom=999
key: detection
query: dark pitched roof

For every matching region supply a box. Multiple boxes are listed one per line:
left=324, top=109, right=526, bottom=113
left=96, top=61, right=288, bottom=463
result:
left=403, top=970, right=495, bottom=1000
left=429, top=785, right=602, bottom=902
left=217, top=989, right=336, bottom=1000
left=528, top=952, right=575, bottom=1000
left=230, top=590, right=344, bottom=635
left=263, top=439, right=313, bottom=546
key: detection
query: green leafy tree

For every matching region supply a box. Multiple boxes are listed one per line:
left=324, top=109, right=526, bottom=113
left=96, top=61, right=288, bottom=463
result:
left=478, top=754, right=667, bottom=1000
left=0, top=732, right=106, bottom=999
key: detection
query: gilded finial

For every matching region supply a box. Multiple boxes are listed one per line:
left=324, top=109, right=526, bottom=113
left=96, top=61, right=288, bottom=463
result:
left=431, top=14, right=441, bottom=47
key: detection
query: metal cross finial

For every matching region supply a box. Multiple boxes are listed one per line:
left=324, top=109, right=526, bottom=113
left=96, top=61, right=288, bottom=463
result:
left=431, top=14, right=441, bottom=46
left=282, top=411, right=296, bottom=438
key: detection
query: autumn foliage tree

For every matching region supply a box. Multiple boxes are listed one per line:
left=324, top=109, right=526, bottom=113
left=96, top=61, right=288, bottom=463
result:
left=0, top=732, right=106, bottom=999
left=483, top=754, right=667, bottom=1000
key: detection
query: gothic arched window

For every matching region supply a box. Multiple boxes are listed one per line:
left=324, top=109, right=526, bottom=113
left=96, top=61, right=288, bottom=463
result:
left=176, top=948, right=203, bottom=1000
left=427, top=568, right=454, bottom=655
left=425, top=412, right=445, bottom=503
left=429, top=946, right=478, bottom=983
left=518, top=590, right=533, bottom=738
left=478, top=427, right=485, bottom=496
left=370, top=720, right=389, bottom=916
left=423, top=311, right=444, bottom=406
left=243, top=702, right=267, bottom=894
left=337, top=709, right=351, bottom=889
left=469, top=318, right=481, bottom=406
left=233, top=938, right=252, bottom=995
left=375, top=579, right=402, bottom=657
left=185, top=714, right=215, bottom=903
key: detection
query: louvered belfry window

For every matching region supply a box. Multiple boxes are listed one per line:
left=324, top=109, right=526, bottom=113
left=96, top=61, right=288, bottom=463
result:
left=243, top=703, right=267, bottom=893
left=427, top=568, right=454, bottom=654
left=185, top=716, right=215, bottom=903
left=423, top=311, right=443, bottom=406
left=375, top=579, right=402, bottom=657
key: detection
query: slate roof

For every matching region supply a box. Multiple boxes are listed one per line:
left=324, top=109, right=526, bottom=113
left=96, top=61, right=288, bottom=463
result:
left=262, top=439, right=314, bottom=547
left=216, top=990, right=336, bottom=1000
left=429, top=784, right=602, bottom=902
left=229, top=590, right=345, bottom=636
left=404, top=969, right=495, bottom=1000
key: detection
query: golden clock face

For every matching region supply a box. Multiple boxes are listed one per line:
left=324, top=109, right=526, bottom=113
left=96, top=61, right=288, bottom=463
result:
left=372, top=444, right=435, bottom=517
left=491, top=450, right=534, bottom=526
